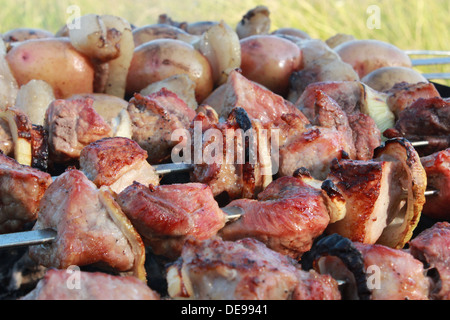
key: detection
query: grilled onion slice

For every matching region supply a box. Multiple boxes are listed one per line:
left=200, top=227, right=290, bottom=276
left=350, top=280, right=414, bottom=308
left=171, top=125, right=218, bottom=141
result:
left=98, top=186, right=147, bottom=282
left=0, top=109, right=32, bottom=166
left=373, top=138, right=427, bottom=248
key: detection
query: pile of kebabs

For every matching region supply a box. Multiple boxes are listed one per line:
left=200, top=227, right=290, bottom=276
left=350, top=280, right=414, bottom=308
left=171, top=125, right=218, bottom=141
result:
left=0, top=6, right=449, bottom=300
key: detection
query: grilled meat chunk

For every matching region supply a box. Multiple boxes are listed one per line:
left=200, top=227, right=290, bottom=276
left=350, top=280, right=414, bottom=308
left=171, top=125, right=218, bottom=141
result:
left=219, top=69, right=309, bottom=127
left=296, top=84, right=381, bottom=160
left=326, top=159, right=397, bottom=244
left=303, top=234, right=430, bottom=300
left=28, top=169, right=146, bottom=281
left=277, top=113, right=353, bottom=179
left=219, top=175, right=330, bottom=259
left=409, top=222, right=450, bottom=300
left=22, top=269, right=160, bottom=300
left=190, top=107, right=272, bottom=200
left=384, top=81, right=441, bottom=118
left=354, top=242, right=430, bottom=300
left=420, top=148, right=450, bottom=220
left=116, top=182, right=227, bottom=259
left=45, top=97, right=113, bottom=164
left=384, top=97, right=450, bottom=156
left=0, top=153, right=52, bottom=234
left=80, top=137, right=160, bottom=194
left=166, top=237, right=341, bottom=300
left=127, top=88, right=196, bottom=164
left=326, top=138, right=426, bottom=249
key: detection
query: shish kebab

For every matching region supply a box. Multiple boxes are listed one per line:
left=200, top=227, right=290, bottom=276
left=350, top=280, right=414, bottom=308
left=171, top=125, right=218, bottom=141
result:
left=0, top=69, right=446, bottom=251
left=0, top=144, right=440, bottom=250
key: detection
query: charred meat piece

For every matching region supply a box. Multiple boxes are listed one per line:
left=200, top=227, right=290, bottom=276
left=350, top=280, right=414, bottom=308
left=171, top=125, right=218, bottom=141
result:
left=28, top=169, right=146, bottom=281
left=295, top=81, right=364, bottom=115
left=277, top=113, right=354, bottom=179
left=326, top=138, right=426, bottom=249
left=45, top=97, right=113, bottom=164
left=219, top=175, right=330, bottom=260
left=219, top=70, right=309, bottom=127
left=383, top=97, right=450, bottom=156
left=190, top=107, right=272, bottom=200
left=0, top=153, right=52, bottom=234
left=166, top=237, right=341, bottom=300
left=79, top=137, right=160, bottom=194
left=346, top=113, right=381, bottom=161
left=296, top=86, right=381, bottom=160
left=409, top=222, right=450, bottom=300
left=326, top=159, right=397, bottom=245
left=127, top=88, right=196, bottom=164
left=420, top=148, right=450, bottom=220
left=22, top=269, right=160, bottom=300
left=116, top=182, right=227, bottom=259
left=384, top=82, right=441, bottom=118
left=354, top=242, right=430, bottom=300
left=30, top=124, right=49, bottom=172
left=302, top=234, right=430, bottom=300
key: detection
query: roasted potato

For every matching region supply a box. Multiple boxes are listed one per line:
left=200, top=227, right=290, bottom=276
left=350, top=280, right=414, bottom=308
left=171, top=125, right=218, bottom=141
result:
left=6, top=38, right=94, bottom=99
left=68, top=14, right=134, bottom=99
left=0, top=39, right=18, bottom=111
left=271, top=28, right=311, bottom=40
left=334, top=39, right=412, bottom=78
left=240, top=35, right=302, bottom=96
left=361, top=66, right=428, bottom=92
left=132, top=24, right=199, bottom=47
left=126, top=39, right=213, bottom=103
left=3, top=27, right=54, bottom=44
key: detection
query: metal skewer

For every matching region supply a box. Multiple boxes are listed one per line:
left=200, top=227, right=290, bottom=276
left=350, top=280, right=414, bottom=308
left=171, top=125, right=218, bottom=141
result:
left=0, top=206, right=244, bottom=250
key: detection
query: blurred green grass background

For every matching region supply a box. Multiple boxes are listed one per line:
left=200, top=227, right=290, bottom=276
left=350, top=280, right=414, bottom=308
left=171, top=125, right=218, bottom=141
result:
left=0, top=0, right=448, bottom=85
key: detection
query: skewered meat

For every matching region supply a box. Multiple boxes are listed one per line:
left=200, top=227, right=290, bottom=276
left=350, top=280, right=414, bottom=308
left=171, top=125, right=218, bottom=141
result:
left=303, top=90, right=356, bottom=158
left=384, top=97, right=450, bottom=156
left=325, top=158, right=397, bottom=244
left=384, top=81, right=441, bottom=118
left=302, top=234, right=430, bottom=300
left=0, top=153, right=52, bottom=234
left=219, top=174, right=330, bottom=259
left=127, top=88, right=196, bottom=164
left=22, top=269, right=160, bottom=300
left=190, top=107, right=272, bottom=200
left=327, top=138, right=427, bottom=249
left=218, top=70, right=309, bottom=127
left=28, top=169, right=146, bottom=281
left=116, top=182, right=227, bottom=259
left=296, top=83, right=382, bottom=160
left=79, top=137, right=160, bottom=194
left=166, top=237, right=341, bottom=300
left=420, top=148, right=450, bottom=220
left=354, top=242, right=430, bottom=300
left=373, top=138, right=427, bottom=248
left=409, top=222, right=450, bottom=300
left=295, top=81, right=363, bottom=115
left=44, top=96, right=113, bottom=164
left=277, top=112, right=354, bottom=179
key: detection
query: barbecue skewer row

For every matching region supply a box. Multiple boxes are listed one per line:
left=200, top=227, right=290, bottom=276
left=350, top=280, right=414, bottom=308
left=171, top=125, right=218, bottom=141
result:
left=0, top=158, right=439, bottom=251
